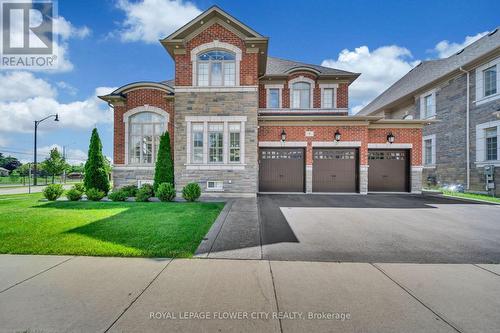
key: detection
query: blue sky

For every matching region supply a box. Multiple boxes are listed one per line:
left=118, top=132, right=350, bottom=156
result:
left=0, top=0, right=499, bottom=164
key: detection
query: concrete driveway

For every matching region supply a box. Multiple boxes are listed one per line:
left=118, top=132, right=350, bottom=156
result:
left=258, top=194, right=500, bottom=263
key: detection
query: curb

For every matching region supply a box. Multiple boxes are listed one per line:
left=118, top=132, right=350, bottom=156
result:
left=194, top=200, right=233, bottom=258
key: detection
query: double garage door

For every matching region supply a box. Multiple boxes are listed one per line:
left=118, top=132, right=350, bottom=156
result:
left=259, top=147, right=410, bottom=193
left=259, top=148, right=358, bottom=193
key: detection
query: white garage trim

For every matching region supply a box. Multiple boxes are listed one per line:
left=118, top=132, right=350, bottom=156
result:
left=312, top=141, right=361, bottom=147
left=368, top=143, right=413, bottom=149
left=259, top=141, right=308, bottom=147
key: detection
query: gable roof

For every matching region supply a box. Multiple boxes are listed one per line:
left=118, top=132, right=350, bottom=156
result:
left=359, top=27, right=500, bottom=115
left=265, top=56, right=359, bottom=78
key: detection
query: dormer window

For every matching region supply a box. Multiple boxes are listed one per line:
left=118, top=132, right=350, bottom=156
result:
left=197, top=50, right=236, bottom=87
left=292, top=82, right=311, bottom=108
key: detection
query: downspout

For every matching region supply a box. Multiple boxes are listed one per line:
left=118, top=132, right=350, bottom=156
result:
left=459, top=67, right=470, bottom=190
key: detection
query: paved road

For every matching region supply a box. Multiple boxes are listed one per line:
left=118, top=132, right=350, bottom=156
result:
left=0, top=184, right=73, bottom=195
left=198, top=194, right=500, bottom=263
left=0, top=255, right=499, bottom=332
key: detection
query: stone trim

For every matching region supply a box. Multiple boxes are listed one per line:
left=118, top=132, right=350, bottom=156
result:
left=319, top=83, right=338, bottom=109
left=258, top=108, right=347, bottom=114
left=191, top=40, right=242, bottom=86
left=185, top=116, right=246, bottom=167
left=475, top=56, right=500, bottom=106
left=265, top=83, right=284, bottom=108
left=359, top=164, right=369, bottom=194
left=312, top=141, right=361, bottom=147
left=305, top=165, right=313, bottom=193
left=422, top=134, right=436, bottom=167
left=113, top=165, right=155, bottom=170
left=175, top=86, right=257, bottom=93
left=122, top=105, right=170, bottom=166
left=258, top=141, right=308, bottom=147
left=475, top=119, right=500, bottom=162
left=368, top=143, right=413, bottom=149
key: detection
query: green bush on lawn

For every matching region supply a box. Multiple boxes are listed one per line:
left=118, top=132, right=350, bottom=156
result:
left=156, top=183, right=176, bottom=202
left=136, top=184, right=154, bottom=202
left=43, top=184, right=64, bottom=201
left=86, top=188, right=105, bottom=201
left=108, top=190, right=128, bottom=202
left=182, top=182, right=201, bottom=202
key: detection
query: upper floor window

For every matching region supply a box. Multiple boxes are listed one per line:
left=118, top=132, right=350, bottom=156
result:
left=323, top=88, right=334, bottom=108
left=268, top=88, right=280, bottom=108
left=129, top=112, right=166, bottom=164
left=484, top=65, right=497, bottom=97
left=197, top=50, right=236, bottom=87
left=420, top=90, right=436, bottom=119
left=292, top=82, right=311, bottom=108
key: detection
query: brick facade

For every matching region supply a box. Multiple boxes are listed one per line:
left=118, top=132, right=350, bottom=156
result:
left=174, top=23, right=258, bottom=86
left=113, top=89, right=174, bottom=165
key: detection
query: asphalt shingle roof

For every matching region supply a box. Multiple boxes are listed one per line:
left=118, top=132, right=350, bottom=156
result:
left=265, top=56, right=358, bottom=76
left=359, top=28, right=500, bottom=115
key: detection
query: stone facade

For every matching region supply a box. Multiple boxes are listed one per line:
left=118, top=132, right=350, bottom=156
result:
left=389, top=69, right=500, bottom=195
left=174, top=91, right=258, bottom=195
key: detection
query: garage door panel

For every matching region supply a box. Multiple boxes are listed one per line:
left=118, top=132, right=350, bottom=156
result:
left=259, top=148, right=304, bottom=192
left=368, top=150, right=409, bottom=192
left=313, top=148, right=358, bottom=193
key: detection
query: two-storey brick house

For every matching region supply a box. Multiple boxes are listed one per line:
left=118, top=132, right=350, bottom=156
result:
left=358, top=28, right=500, bottom=195
left=100, top=6, right=429, bottom=196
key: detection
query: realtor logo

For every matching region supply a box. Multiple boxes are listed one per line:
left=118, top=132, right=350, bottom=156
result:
left=1, top=0, right=58, bottom=69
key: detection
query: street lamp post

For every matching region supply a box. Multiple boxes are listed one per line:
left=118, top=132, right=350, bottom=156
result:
left=33, top=114, right=59, bottom=185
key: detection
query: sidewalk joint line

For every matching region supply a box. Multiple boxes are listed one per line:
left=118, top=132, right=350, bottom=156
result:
left=268, top=261, right=283, bottom=333
left=0, top=256, right=74, bottom=294
left=371, top=263, right=463, bottom=333
left=472, top=264, right=500, bottom=277
left=104, top=258, right=174, bottom=332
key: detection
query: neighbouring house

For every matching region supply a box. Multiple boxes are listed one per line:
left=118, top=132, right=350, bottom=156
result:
left=99, top=6, right=429, bottom=196
left=0, top=167, right=9, bottom=176
left=358, top=28, right=500, bottom=196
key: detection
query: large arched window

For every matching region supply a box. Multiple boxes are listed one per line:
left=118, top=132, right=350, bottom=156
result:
left=291, top=82, right=311, bottom=108
left=197, top=50, right=236, bottom=86
left=129, top=112, right=166, bottom=164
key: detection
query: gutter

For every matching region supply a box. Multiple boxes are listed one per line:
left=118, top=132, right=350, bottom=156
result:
left=459, top=67, right=470, bottom=190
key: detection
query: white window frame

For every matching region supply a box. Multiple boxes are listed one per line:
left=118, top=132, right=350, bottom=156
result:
left=419, top=89, right=436, bottom=119
left=422, top=134, right=436, bottom=168
left=206, top=180, right=224, bottom=191
left=289, top=76, right=315, bottom=109
left=475, top=120, right=500, bottom=166
left=191, top=41, right=242, bottom=87
left=185, top=116, right=246, bottom=170
left=319, top=83, right=338, bottom=109
left=265, top=83, right=283, bottom=108
left=475, top=57, right=500, bottom=105
left=122, top=105, right=169, bottom=166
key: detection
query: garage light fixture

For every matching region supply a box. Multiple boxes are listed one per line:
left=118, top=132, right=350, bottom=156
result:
left=280, top=129, right=287, bottom=142
left=387, top=132, right=395, bottom=144
left=334, top=130, right=341, bottom=142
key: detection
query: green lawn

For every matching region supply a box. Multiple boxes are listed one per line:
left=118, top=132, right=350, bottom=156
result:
left=0, top=193, right=224, bottom=258
left=442, top=190, right=500, bottom=204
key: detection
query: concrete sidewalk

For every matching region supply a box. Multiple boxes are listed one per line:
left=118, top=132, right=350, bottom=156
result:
left=1, top=255, right=499, bottom=332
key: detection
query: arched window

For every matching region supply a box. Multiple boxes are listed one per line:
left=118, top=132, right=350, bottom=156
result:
left=129, top=112, right=166, bottom=164
left=292, top=82, right=311, bottom=108
left=197, top=50, right=236, bottom=86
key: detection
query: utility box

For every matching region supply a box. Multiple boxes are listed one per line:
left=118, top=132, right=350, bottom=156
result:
left=484, top=165, right=495, bottom=193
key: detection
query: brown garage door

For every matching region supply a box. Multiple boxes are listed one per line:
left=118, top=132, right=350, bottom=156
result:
left=368, top=150, right=409, bottom=192
left=313, top=148, right=358, bottom=192
left=259, top=148, right=304, bottom=192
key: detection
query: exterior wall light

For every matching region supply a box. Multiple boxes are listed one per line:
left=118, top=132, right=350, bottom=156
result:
left=387, top=132, right=395, bottom=144
left=280, top=129, right=287, bottom=142
left=334, top=130, right=341, bottom=142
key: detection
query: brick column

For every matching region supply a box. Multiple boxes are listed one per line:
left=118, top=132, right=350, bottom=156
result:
left=306, top=165, right=313, bottom=193
left=359, top=165, right=368, bottom=194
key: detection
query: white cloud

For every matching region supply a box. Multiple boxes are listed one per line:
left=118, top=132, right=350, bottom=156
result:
left=322, top=45, right=419, bottom=114
left=38, top=144, right=88, bottom=165
left=114, top=0, right=202, bottom=43
left=54, top=16, right=91, bottom=40
left=432, top=31, right=488, bottom=59
left=0, top=72, right=56, bottom=101
left=0, top=74, right=115, bottom=134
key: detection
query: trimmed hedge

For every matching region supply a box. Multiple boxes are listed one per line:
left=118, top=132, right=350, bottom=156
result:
left=182, top=183, right=201, bottom=202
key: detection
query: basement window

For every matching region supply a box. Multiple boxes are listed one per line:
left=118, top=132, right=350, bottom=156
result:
left=207, top=181, right=224, bottom=191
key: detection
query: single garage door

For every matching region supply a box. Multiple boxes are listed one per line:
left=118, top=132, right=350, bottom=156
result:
left=259, top=148, right=304, bottom=192
left=313, top=148, right=358, bottom=192
left=368, top=150, right=409, bottom=192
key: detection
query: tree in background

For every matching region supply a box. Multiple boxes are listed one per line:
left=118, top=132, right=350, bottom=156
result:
left=153, top=131, right=174, bottom=192
left=0, top=153, right=21, bottom=171
left=42, top=148, right=69, bottom=184
left=84, top=128, right=110, bottom=194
